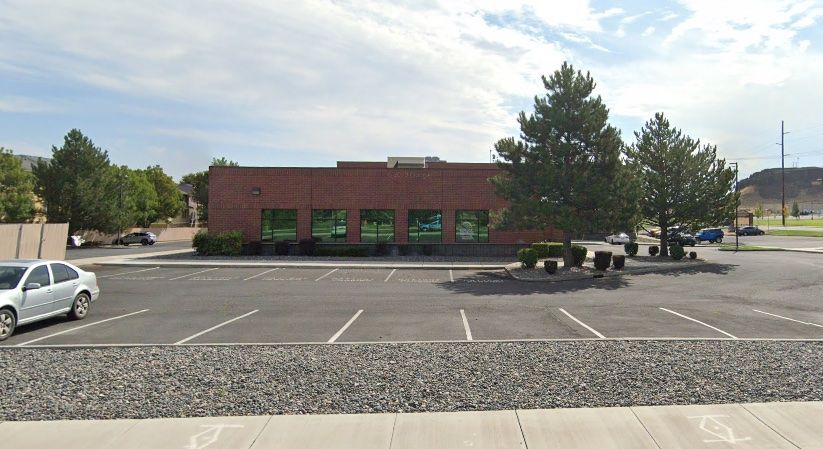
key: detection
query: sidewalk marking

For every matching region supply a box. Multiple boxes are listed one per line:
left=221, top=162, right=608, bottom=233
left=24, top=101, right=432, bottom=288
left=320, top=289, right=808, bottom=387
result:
left=460, top=309, right=473, bottom=341
left=17, top=309, right=150, bottom=346
left=384, top=268, right=396, bottom=282
left=449, top=269, right=454, bottom=282
left=175, top=310, right=259, bottom=345
left=328, top=309, right=363, bottom=343
left=659, top=307, right=738, bottom=339
left=753, top=309, right=823, bottom=328
left=98, top=267, right=159, bottom=278
left=187, top=424, right=245, bottom=449
left=688, top=415, right=751, bottom=444
left=315, top=268, right=338, bottom=282
left=558, top=308, right=605, bottom=339
left=169, top=268, right=219, bottom=281
left=243, top=268, right=280, bottom=281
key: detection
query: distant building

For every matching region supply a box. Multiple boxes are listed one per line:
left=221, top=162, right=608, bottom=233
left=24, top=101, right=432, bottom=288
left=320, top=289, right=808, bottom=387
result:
left=177, top=183, right=198, bottom=226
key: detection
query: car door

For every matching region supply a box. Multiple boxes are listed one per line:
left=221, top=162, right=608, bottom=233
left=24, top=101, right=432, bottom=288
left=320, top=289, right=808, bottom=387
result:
left=49, top=263, right=78, bottom=312
left=18, top=264, right=53, bottom=322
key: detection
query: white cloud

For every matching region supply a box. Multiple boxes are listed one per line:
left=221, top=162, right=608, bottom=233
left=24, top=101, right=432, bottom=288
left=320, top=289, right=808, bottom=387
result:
left=0, top=96, right=56, bottom=113
left=641, top=26, right=656, bottom=37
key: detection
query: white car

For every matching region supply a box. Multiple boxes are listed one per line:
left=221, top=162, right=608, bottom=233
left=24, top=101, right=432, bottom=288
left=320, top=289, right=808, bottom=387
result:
left=605, top=232, right=631, bottom=245
left=0, top=260, right=100, bottom=341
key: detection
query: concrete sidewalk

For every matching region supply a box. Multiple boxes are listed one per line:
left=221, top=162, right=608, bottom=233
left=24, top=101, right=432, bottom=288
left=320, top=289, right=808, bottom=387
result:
left=1, top=402, right=819, bottom=449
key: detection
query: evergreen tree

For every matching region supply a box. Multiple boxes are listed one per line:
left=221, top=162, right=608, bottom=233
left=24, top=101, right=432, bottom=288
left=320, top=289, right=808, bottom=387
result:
left=33, top=129, right=119, bottom=233
left=0, top=148, right=36, bottom=222
left=791, top=201, right=800, bottom=218
left=181, top=157, right=238, bottom=222
left=625, top=113, right=736, bottom=256
left=491, top=62, right=636, bottom=266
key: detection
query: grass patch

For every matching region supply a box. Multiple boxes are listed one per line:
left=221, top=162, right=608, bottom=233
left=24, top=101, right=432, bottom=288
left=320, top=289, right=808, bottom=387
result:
left=767, top=229, right=823, bottom=237
left=718, top=244, right=783, bottom=251
left=754, top=218, right=823, bottom=227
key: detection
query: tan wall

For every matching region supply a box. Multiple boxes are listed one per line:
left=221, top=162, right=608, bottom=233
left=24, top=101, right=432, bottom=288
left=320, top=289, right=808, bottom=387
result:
left=78, top=227, right=205, bottom=244
left=0, top=223, right=69, bottom=260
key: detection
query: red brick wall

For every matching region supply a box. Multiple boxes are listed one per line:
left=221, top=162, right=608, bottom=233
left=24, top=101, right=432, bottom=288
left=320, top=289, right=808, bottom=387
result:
left=208, top=164, right=561, bottom=244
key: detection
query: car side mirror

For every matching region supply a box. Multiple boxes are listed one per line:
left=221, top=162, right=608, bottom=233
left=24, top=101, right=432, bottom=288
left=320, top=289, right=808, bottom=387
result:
left=22, top=282, right=41, bottom=291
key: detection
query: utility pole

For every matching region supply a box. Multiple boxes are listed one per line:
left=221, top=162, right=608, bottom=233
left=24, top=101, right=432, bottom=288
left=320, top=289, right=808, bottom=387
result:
left=730, top=162, right=739, bottom=252
left=781, top=120, right=788, bottom=226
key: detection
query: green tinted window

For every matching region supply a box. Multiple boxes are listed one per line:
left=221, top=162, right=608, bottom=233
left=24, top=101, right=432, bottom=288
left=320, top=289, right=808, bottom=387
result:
left=262, top=209, right=297, bottom=241
left=312, top=209, right=347, bottom=243
left=408, top=210, right=442, bottom=243
left=455, top=210, right=489, bottom=243
left=360, top=210, right=395, bottom=243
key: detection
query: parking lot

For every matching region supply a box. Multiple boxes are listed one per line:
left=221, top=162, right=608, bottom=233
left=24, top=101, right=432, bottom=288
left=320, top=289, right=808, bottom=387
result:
left=4, top=248, right=822, bottom=346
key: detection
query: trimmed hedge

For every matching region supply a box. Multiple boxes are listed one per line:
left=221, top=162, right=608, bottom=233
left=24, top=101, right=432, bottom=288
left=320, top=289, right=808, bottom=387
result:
left=274, top=241, right=290, bottom=256
left=192, top=230, right=242, bottom=256
left=316, top=247, right=370, bottom=257
left=624, top=242, right=639, bottom=257
left=517, top=248, right=538, bottom=269
left=612, top=254, right=625, bottom=270
left=593, top=251, right=612, bottom=271
left=299, top=238, right=317, bottom=256
left=670, top=244, right=685, bottom=260
left=532, top=242, right=563, bottom=258
left=689, top=251, right=697, bottom=260
left=649, top=245, right=659, bottom=256
left=571, top=244, right=587, bottom=267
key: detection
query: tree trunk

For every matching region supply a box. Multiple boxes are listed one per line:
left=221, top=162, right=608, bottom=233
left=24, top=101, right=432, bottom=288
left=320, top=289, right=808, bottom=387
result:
left=659, top=213, right=668, bottom=257
left=562, top=230, right=574, bottom=266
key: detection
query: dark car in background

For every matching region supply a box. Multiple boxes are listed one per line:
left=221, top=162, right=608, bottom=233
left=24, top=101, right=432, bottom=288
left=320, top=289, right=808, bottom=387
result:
left=737, top=226, right=765, bottom=236
left=695, top=228, right=724, bottom=244
left=668, top=232, right=697, bottom=247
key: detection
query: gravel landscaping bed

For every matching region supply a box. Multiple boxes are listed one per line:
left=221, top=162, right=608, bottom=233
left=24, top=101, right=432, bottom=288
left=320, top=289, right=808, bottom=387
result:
left=1, top=341, right=820, bottom=421
left=507, top=255, right=708, bottom=281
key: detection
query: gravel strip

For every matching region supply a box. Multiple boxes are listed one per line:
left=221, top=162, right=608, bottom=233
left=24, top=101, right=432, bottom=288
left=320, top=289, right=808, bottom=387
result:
left=1, top=341, right=820, bottom=421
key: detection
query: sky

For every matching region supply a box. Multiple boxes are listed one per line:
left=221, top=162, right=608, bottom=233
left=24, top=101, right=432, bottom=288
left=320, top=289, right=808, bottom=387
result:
left=1, top=0, right=822, bottom=181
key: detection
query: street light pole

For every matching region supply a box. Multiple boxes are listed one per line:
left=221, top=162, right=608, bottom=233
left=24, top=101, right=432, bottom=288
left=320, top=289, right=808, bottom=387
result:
left=730, top=162, right=739, bottom=252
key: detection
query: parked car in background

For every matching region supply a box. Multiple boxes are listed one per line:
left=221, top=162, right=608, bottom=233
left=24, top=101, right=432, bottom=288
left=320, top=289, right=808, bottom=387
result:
left=695, top=228, right=724, bottom=244
left=0, top=260, right=99, bottom=341
left=668, top=232, right=697, bottom=246
left=605, top=232, right=631, bottom=244
left=737, top=226, right=765, bottom=236
left=419, top=216, right=442, bottom=231
left=115, top=231, right=157, bottom=245
left=66, top=235, right=85, bottom=247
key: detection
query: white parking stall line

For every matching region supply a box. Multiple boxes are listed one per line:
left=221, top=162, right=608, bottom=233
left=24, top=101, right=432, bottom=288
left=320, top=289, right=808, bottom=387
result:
left=168, top=268, right=219, bottom=281
left=243, top=268, right=280, bottom=281
left=449, top=269, right=454, bottom=283
left=98, top=267, right=159, bottom=279
left=659, top=307, right=738, bottom=339
left=315, top=268, right=339, bottom=282
left=384, top=269, right=397, bottom=282
left=328, top=310, right=363, bottom=343
left=558, top=308, right=606, bottom=339
left=16, top=309, right=150, bottom=346
left=460, top=309, right=473, bottom=341
left=174, top=310, right=259, bottom=345
left=753, top=309, right=823, bottom=328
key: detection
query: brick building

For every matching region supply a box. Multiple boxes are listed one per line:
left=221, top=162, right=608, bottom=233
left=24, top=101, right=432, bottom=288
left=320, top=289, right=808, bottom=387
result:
left=208, top=157, right=559, bottom=253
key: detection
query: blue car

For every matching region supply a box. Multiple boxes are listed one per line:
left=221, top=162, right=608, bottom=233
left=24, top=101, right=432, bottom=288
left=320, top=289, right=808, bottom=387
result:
left=695, top=228, right=724, bottom=244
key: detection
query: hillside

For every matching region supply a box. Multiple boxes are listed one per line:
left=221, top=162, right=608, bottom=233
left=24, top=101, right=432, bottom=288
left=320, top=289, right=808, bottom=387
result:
left=738, top=167, right=823, bottom=211
left=14, top=154, right=50, bottom=172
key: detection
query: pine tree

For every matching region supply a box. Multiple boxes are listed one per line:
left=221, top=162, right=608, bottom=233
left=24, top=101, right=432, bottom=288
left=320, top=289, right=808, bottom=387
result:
left=491, top=62, right=637, bottom=266
left=625, top=113, right=736, bottom=256
left=791, top=201, right=800, bottom=218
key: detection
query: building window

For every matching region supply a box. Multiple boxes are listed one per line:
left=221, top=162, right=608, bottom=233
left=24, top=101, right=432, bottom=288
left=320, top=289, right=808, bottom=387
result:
left=360, top=209, right=395, bottom=242
left=408, top=210, right=442, bottom=243
left=455, top=210, right=489, bottom=243
left=312, top=209, right=347, bottom=243
left=262, top=209, right=297, bottom=241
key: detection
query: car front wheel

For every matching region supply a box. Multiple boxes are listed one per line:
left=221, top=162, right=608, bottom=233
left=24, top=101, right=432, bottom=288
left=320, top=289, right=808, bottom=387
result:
left=716, top=237, right=723, bottom=243
left=141, top=239, right=149, bottom=245
left=0, top=308, right=16, bottom=341
left=68, top=293, right=91, bottom=320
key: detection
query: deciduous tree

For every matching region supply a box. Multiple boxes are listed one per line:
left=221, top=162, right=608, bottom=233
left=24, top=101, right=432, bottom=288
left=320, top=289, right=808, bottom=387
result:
left=143, top=165, right=183, bottom=224
left=0, top=147, right=35, bottom=222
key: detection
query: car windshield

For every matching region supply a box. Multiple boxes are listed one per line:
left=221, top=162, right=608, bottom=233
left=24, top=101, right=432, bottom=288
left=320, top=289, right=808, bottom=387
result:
left=0, top=266, right=27, bottom=289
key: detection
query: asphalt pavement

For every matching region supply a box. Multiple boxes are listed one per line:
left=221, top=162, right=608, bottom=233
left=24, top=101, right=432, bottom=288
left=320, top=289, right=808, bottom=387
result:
left=65, top=240, right=193, bottom=260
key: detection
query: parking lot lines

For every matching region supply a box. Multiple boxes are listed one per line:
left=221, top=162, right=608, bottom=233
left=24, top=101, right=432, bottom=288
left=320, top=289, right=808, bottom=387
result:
left=243, top=268, right=280, bottom=281
left=659, top=308, right=738, bottom=339
left=175, top=310, right=259, bottom=345
left=98, top=267, right=159, bottom=278
left=449, top=269, right=454, bottom=282
left=315, top=268, right=339, bottom=282
left=460, top=309, right=473, bottom=341
left=753, top=309, right=823, bottom=328
left=384, top=269, right=396, bottom=282
left=558, top=308, right=606, bottom=339
left=168, top=268, right=219, bottom=281
left=328, top=309, right=363, bottom=343
left=16, top=309, right=150, bottom=346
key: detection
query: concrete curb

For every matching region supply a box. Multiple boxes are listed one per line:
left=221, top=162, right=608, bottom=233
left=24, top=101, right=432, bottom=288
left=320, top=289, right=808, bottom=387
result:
left=505, top=260, right=711, bottom=282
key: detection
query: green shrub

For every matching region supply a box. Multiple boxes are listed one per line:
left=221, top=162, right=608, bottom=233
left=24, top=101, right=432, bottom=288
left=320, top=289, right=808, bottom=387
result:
left=274, top=241, right=290, bottom=256
left=649, top=245, right=659, bottom=256
left=517, top=248, right=538, bottom=268
left=571, top=244, right=587, bottom=267
left=670, top=244, right=685, bottom=260
left=316, top=246, right=369, bottom=257
left=624, top=242, right=639, bottom=256
left=532, top=242, right=563, bottom=258
left=593, top=251, right=612, bottom=271
left=547, top=242, right=563, bottom=257
left=689, top=251, right=697, bottom=260
left=192, top=230, right=243, bottom=256
left=299, top=238, right=317, bottom=256
left=612, top=254, right=625, bottom=270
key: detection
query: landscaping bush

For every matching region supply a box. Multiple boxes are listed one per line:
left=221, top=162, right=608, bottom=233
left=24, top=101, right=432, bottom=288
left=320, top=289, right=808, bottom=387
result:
left=316, top=246, right=369, bottom=257
left=243, top=241, right=262, bottom=256
left=689, top=251, right=697, bottom=260
left=593, top=251, right=612, bottom=271
left=532, top=242, right=563, bottom=258
left=274, top=240, right=290, bottom=256
left=649, top=245, right=659, bottom=256
left=544, top=260, right=558, bottom=274
left=547, top=242, right=563, bottom=257
left=612, top=254, right=625, bottom=270
left=375, top=242, right=388, bottom=256
left=422, top=244, right=434, bottom=256
left=299, top=238, right=317, bottom=256
left=398, top=244, right=411, bottom=256
left=571, top=244, right=587, bottom=267
left=670, top=244, right=685, bottom=260
left=624, top=242, right=639, bottom=257
left=517, top=248, right=538, bottom=269
left=192, top=230, right=242, bottom=256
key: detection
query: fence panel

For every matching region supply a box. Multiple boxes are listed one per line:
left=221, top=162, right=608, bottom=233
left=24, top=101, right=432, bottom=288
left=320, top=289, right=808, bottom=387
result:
left=0, top=225, right=19, bottom=259
left=17, top=224, right=42, bottom=258
left=40, top=223, right=69, bottom=260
